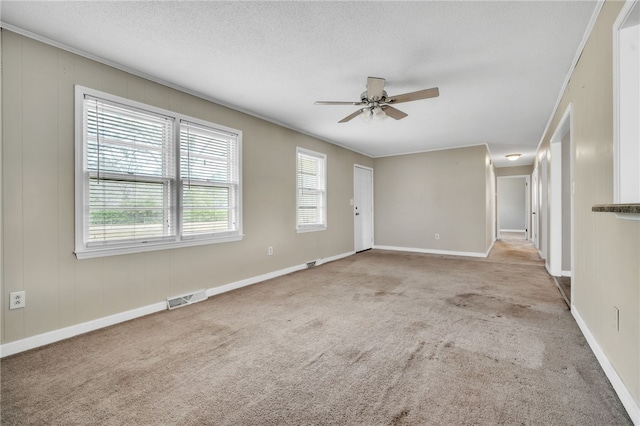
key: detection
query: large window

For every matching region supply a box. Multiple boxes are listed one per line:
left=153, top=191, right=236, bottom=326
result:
left=296, top=147, right=327, bottom=232
left=75, top=86, right=242, bottom=259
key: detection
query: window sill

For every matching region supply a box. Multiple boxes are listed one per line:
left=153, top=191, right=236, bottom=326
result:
left=296, top=226, right=327, bottom=234
left=75, top=234, right=244, bottom=259
left=592, top=204, right=640, bottom=221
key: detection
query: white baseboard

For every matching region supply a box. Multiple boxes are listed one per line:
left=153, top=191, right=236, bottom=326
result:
left=0, top=302, right=166, bottom=358
left=486, top=239, right=496, bottom=257
left=0, top=251, right=354, bottom=358
left=499, top=229, right=526, bottom=233
left=545, top=263, right=563, bottom=278
left=315, top=250, right=355, bottom=266
left=205, top=264, right=307, bottom=298
left=374, top=245, right=489, bottom=258
left=545, top=264, right=570, bottom=279
left=572, top=307, right=640, bottom=425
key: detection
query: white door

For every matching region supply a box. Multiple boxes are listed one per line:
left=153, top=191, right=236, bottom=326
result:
left=354, top=165, right=373, bottom=252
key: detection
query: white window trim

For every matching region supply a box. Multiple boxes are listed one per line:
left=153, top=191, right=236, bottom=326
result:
left=613, top=0, right=640, bottom=203
left=74, top=85, right=243, bottom=259
left=296, top=147, right=327, bottom=233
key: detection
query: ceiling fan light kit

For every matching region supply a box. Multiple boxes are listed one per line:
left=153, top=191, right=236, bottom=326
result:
left=373, top=106, right=387, bottom=121
left=315, top=77, right=439, bottom=123
left=360, top=108, right=373, bottom=123
left=360, top=105, right=387, bottom=122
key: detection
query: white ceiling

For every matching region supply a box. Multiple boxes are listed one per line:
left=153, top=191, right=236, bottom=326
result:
left=1, top=1, right=598, bottom=168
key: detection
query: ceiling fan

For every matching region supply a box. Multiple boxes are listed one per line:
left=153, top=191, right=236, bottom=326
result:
left=314, top=77, right=439, bottom=123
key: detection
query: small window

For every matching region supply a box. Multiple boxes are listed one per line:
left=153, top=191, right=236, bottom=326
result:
left=613, top=0, right=640, bottom=203
left=296, top=147, right=327, bottom=232
left=75, top=86, right=242, bottom=259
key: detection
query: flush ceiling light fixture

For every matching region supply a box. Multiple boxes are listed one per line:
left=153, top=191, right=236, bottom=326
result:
left=506, top=153, right=521, bottom=161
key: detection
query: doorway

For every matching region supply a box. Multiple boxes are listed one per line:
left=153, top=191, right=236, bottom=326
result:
left=354, top=165, right=374, bottom=252
left=539, top=152, right=548, bottom=262
left=549, top=105, right=573, bottom=305
left=497, top=175, right=530, bottom=241
left=532, top=166, right=538, bottom=246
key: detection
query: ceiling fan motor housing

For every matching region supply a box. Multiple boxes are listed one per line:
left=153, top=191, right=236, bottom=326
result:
left=361, top=90, right=387, bottom=103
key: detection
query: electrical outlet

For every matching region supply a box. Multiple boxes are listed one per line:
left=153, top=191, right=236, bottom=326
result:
left=613, top=306, right=620, bottom=331
left=268, top=246, right=273, bottom=256
left=10, top=291, right=26, bottom=309
left=435, top=234, right=440, bottom=240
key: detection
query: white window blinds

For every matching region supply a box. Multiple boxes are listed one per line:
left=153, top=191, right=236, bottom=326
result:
left=75, top=86, right=243, bottom=259
left=84, top=96, right=176, bottom=244
left=180, top=121, right=240, bottom=237
left=296, top=148, right=327, bottom=231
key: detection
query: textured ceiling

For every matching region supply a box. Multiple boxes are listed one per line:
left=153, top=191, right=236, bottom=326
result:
left=1, top=1, right=598, bottom=167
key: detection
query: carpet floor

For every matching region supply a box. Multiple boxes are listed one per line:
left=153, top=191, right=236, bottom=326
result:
left=0, top=242, right=632, bottom=425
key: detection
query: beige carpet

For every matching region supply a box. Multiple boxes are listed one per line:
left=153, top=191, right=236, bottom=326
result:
left=487, top=238, right=544, bottom=266
left=499, top=231, right=527, bottom=241
left=1, top=244, right=631, bottom=425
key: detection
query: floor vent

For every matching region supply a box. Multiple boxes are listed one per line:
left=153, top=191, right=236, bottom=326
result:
left=166, top=289, right=207, bottom=310
left=306, top=260, right=317, bottom=268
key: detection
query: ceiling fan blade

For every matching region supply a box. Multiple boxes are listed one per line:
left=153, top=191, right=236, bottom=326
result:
left=338, top=109, right=363, bottom=123
left=315, top=101, right=364, bottom=106
left=386, top=87, right=439, bottom=104
left=383, top=106, right=408, bottom=120
left=366, top=77, right=385, bottom=101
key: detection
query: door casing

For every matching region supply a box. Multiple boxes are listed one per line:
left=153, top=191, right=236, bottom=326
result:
left=354, top=165, right=374, bottom=252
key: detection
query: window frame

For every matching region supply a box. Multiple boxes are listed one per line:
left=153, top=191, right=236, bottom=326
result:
left=613, top=0, right=640, bottom=204
left=74, top=85, right=243, bottom=259
left=178, top=119, right=242, bottom=241
left=296, top=147, right=327, bottom=233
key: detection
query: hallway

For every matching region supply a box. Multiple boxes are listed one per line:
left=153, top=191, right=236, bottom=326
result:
left=488, top=235, right=544, bottom=266
left=488, top=235, right=572, bottom=308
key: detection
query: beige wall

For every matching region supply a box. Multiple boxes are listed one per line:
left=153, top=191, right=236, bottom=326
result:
left=495, top=165, right=533, bottom=177
left=1, top=31, right=373, bottom=344
left=496, top=165, right=533, bottom=240
left=497, top=177, right=527, bottom=230
left=534, top=0, right=639, bottom=405
left=373, top=145, right=491, bottom=255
